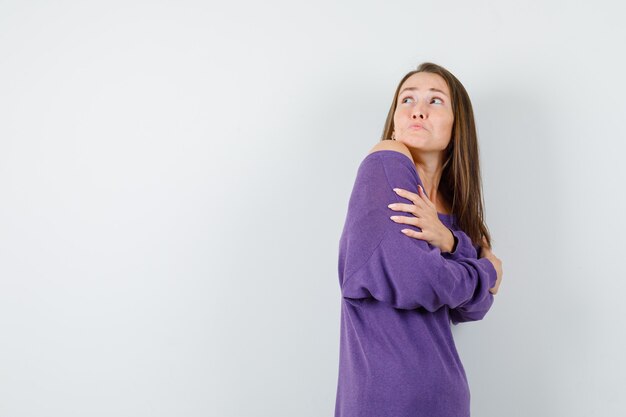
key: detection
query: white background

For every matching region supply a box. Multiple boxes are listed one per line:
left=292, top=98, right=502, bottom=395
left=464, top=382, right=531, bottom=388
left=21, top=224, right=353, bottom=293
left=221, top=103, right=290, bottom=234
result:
left=1, top=1, right=625, bottom=416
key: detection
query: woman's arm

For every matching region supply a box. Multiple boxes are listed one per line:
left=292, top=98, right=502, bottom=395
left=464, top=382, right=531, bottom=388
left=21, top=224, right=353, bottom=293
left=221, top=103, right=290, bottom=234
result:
left=443, top=228, right=478, bottom=259
left=338, top=150, right=496, bottom=311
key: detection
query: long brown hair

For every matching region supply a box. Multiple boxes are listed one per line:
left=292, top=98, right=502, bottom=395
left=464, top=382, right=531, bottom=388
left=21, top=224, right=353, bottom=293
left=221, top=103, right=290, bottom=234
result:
left=381, top=62, right=492, bottom=249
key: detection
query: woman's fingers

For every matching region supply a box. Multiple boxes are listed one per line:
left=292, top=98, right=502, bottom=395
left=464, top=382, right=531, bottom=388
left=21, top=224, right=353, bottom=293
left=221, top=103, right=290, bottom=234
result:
left=416, top=185, right=436, bottom=209
left=387, top=202, right=417, bottom=214
left=392, top=187, right=418, bottom=204
left=399, top=228, right=425, bottom=239
left=389, top=214, right=420, bottom=226
left=393, top=186, right=437, bottom=213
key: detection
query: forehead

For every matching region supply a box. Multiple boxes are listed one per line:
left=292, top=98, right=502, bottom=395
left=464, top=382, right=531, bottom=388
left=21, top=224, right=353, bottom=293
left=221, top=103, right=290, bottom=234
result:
left=399, top=72, right=449, bottom=96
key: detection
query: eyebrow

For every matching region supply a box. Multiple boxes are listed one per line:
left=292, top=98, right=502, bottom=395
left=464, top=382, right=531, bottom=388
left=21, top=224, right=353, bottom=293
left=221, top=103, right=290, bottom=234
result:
left=399, top=87, right=449, bottom=98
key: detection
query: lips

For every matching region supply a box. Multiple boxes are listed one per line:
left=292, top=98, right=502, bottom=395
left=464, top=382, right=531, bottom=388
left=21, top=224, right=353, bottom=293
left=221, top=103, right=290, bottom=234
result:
left=409, top=124, right=424, bottom=130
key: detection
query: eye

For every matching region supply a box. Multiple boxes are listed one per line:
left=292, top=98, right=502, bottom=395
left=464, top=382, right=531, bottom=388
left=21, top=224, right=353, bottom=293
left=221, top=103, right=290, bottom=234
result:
left=401, top=96, right=413, bottom=103
left=432, top=97, right=444, bottom=105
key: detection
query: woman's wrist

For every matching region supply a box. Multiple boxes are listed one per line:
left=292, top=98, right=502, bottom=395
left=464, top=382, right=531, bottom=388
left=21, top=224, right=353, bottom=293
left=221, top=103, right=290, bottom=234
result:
left=442, top=228, right=457, bottom=253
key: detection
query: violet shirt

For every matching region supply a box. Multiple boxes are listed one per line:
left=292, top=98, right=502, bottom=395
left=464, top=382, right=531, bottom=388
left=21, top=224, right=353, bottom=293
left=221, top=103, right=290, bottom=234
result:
left=334, top=150, right=497, bottom=417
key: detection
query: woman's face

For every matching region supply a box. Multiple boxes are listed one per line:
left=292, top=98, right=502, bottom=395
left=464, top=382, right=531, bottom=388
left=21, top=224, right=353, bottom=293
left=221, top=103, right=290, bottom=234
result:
left=393, top=72, right=454, bottom=152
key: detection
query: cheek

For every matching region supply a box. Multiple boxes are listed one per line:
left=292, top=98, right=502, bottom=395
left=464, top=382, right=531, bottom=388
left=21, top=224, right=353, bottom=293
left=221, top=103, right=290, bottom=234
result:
left=392, top=110, right=402, bottom=125
left=441, top=113, right=454, bottom=130
left=394, top=106, right=409, bottom=119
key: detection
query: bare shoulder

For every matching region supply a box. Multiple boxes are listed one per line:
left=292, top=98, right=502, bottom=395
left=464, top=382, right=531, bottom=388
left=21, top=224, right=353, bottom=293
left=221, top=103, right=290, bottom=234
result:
left=367, top=140, right=415, bottom=165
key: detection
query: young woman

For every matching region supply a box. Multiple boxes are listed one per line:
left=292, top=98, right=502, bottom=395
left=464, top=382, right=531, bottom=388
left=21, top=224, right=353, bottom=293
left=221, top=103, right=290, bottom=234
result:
left=334, top=62, right=503, bottom=417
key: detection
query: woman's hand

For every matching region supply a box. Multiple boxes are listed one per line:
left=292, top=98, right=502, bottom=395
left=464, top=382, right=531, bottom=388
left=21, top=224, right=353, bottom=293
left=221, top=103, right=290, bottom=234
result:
left=479, top=236, right=503, bottom=295
left=388, top=186, right=455, bottom=253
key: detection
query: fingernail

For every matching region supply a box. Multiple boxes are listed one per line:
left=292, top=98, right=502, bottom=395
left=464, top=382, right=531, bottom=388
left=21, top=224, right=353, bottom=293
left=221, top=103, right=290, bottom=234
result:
left=393, top=188, right=400, bottom=192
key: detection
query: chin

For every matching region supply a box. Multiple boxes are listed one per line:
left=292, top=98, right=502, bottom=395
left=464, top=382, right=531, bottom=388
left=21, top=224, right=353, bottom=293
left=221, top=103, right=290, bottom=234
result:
left=399, top=138, right=427, bottom=149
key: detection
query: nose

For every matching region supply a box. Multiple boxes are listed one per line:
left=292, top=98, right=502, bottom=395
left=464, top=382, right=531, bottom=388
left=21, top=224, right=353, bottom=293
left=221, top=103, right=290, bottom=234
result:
left=411, top=100, right=427, bottom=119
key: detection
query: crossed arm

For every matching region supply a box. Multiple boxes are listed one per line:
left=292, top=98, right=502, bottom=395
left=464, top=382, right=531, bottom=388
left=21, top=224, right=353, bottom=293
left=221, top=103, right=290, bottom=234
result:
left=338, top=150, right=496, bottom=323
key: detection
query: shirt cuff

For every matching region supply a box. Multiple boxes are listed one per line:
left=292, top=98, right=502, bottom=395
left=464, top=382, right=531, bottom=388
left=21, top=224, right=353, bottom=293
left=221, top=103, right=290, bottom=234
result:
left=445, top=228, right=478, bottom=260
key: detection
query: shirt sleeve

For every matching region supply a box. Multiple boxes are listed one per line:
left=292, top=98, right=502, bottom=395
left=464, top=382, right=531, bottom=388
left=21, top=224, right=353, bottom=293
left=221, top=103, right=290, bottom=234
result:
left=444, top=228, right=478, bottom=260
left=442, top=230, right=498, bottom=324
left=447, top=257, right=497, bottom=324
left=338, top=150, right=497, bottom=312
